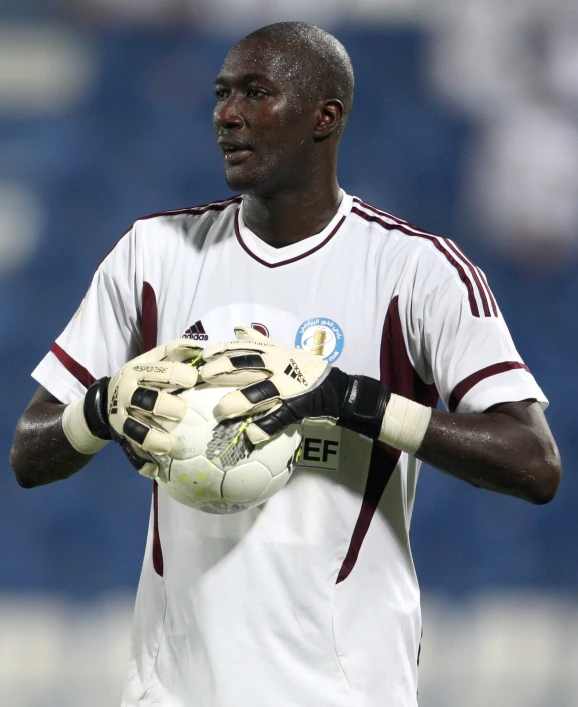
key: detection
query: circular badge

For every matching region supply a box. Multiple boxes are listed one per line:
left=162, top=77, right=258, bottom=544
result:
left=295, top=318, right=344, bottom=363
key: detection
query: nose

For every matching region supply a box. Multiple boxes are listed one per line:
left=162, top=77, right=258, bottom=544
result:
left=214, top=94, right=244, bottom=130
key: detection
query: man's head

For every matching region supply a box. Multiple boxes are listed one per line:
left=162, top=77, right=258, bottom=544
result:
left=213, top=22, right=354, bottom=196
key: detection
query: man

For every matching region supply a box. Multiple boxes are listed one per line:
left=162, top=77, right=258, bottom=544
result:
left=11, top=21, right=560, bottom=707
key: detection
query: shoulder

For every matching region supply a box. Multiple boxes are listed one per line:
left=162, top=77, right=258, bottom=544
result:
left=350, top=196, right=495, bottom=317
left=98, top=195, right=241, bottom=271
left=133, top=195, right=242, bottom=234
left=350, top=195, right=478, bottom=278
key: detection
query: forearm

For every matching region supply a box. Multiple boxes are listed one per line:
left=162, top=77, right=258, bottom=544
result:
left=11, top=398, right=95, bottom=488
left=415, top=402, right=561, bottom=504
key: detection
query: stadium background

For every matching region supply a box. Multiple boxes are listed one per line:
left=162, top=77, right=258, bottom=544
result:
left=1, top=1, right=577, bottom=706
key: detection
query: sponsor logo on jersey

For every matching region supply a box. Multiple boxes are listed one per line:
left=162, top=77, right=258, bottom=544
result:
left=295, top=424, right=341, bottom=472
left=182, top=320, right=209, bottom=341
left=295, top=318, right=344, bottom=363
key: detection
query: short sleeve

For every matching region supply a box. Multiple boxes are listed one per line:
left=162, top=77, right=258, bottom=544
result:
left=31, top=226, right=143, bottom=404
left=401, top=240, right=547, bottom=414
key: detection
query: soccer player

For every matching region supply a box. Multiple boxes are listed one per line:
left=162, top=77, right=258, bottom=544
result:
left=11, top=22, right=560, bottom=707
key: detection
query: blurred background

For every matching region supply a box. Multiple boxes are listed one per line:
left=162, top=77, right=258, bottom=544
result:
left=1, top=0, right=577, bottom=705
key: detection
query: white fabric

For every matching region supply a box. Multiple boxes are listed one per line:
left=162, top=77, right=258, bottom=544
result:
left=31, top=192, right=547, bottom=707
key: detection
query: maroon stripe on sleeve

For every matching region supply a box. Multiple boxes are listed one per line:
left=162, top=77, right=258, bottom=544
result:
left=337, top=297, right=438, bottom=584
left=141, top=281, right=158, bottom=353
left=448, top=361, right=531, bottom=412
left=477, top=267, right=499, bottom=317
left=443, top=239, right=491, bottom=317
left=351, top=206, right=481, bottom=317
left=152, top=483, right=164, bottom=577
left=50, top=343, right=96, bottom=390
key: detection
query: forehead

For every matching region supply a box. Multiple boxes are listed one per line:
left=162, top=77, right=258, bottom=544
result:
left=218, top=37, right=299, bottom=85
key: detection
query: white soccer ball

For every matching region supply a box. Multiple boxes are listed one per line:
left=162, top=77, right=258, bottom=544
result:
left=152, top=384, right=302, bottom=514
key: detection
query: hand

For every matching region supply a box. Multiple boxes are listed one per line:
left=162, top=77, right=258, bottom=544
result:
left=81, top=340, right=204, bottom=477
left=199, top=326, right=390, bottom=444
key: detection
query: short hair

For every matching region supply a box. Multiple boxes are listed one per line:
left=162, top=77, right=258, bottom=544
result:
left=236, top=22, right=354, bottom=128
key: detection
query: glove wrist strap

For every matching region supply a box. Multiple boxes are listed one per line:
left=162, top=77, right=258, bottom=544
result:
left=83, top=377, right=112, bottom=440
left=378, top=393, right=432, bottom=455
left=329, top=368, right=390, bottom=439
left=62, top=398, right=109, bottom=455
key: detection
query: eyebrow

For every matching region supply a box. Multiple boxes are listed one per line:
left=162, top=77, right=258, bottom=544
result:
left=214, top=73, right=271, bottom=86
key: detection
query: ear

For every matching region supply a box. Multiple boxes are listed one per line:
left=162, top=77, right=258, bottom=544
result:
left=313, top=99, right=344, bottom=141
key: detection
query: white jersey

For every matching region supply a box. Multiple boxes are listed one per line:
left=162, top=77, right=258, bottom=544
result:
left=33, top=190, right=546, bottom=707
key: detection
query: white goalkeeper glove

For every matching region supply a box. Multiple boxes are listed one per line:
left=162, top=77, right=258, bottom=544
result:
left=199, top=326, right=432, bottom=455
left=62, top=340, right=205, bottom=478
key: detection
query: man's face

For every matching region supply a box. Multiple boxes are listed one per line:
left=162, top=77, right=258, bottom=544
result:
left=213, top=39, right=317, bottom=196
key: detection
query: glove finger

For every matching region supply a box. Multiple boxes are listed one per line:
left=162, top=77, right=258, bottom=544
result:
left=131, top=360, right=199, bottom=388
left=245, top=404, right=304, bottom=444
left=129, top=387, right=188, bottom=422
left=234, top=325, right=270, bottom=342
left=138, top=460, right=160, bottom=480
left=201, top=353, right=271, bottom=385
left=203, top=341, right=267, bottom=361
left=163, top=339, right=204, bottom=364
left=122, top=416, right=174, bottom=455
left=217, top=378, right=282, bottom=418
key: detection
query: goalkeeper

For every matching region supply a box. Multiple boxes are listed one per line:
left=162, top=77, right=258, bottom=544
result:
left=10, top=20, right=560, bottom=707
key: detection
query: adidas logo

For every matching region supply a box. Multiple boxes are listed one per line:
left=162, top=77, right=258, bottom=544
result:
left=284, top=359, right=307, bottom=386
left=182, top=320, right=208, bottom=341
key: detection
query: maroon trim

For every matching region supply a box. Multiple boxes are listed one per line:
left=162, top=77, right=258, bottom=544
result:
left=235, top=210, right=346, bottom=268
left=443, top=239, right=491, bottom=317
left=352, top=199, right=500, bottom=319
left=141, top=281, right=158, bottom=354
left=50, top=343, right=96, bottom=390
left=449, top=361, right=531, bottom=412
left=136, top=196, right=242, bottom=224
left=478, top=267, right=499, bottom=317
left=337, top=297, right=438, bottom=584
left=141, top=281, right=163, bottom=576
left=152, top=483, right=164, bottom=577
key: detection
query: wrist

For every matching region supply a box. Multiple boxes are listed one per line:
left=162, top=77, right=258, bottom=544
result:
left=378, top=393, right=432, bottom=455
left=62, top=398, right=109, bottom=455
left=329, top=368, right=390, bottom=439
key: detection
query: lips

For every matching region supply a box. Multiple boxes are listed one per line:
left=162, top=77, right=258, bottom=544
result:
left=223, top=147, right=251, bottom=165
left=218, top=137, right=252, bottom=165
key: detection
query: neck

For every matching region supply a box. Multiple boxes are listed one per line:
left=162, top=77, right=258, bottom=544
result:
left=241, top=176, right=342, bottom=247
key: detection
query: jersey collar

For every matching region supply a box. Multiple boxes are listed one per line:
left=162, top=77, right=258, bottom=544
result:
left=235, top=190, right=352, bottom=268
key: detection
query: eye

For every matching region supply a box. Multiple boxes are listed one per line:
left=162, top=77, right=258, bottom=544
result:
left=246, top=87, right=266, bottom=99
left=215, top=88, right=228, bottom=101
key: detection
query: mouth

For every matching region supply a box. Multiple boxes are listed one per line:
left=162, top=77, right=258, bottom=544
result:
left=219, top=138, right=252, bottom=165
left=222, top=146, right=252, bottom=165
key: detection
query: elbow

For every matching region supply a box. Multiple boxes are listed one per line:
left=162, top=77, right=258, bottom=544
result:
left=10, top=443, right=39, bottom=489
left=527, top=449, right=562, bottom=505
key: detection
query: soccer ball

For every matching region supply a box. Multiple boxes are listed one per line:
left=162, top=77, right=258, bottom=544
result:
left=152, top=384, right=302, bottom=514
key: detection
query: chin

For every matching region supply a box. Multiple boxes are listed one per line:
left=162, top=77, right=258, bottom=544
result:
left=224, top=170, right=267, bottom=196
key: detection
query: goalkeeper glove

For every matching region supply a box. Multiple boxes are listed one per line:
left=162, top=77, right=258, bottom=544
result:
left=199, top=326, right=432, bottom=454
left=61, top=340, right=204, bottom=478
